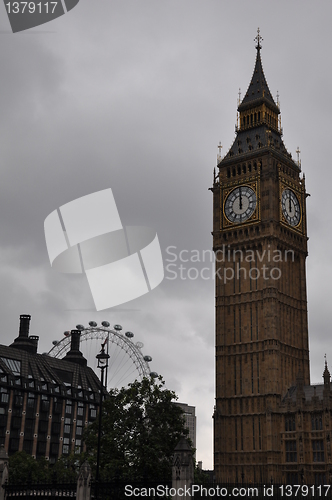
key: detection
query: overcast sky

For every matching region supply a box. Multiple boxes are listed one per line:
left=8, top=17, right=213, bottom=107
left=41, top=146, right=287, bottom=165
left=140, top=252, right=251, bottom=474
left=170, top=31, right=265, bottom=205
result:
left=0, top=0, right=332, bottom=469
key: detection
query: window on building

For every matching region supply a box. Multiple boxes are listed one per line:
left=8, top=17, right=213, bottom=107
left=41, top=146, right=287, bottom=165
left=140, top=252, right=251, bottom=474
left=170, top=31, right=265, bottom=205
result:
left=41, top=400, right=50, bottom=412
left=50, top=443, right=59, bottom=456
left=54, top=401, right=63, bottom=414
left=285, top=417, right=296, bottom=432
left=315, top=473, right=326, bottom=485
left=89, top=404, right=97, bottom=419
left=9, top=438, right=19, bottom=453
left=27, top=397, right=35, bottom=409
left=11, top=417, right=21, bottom=429
left=52, top=422, right=60, bottom=435
left=287, top=473, right=298, bottom=485
left=285, top=441, right=297, bottom=462
left=39, top=420, right=48, bottom=433
left=0, top=358, right=21, bottom=376
left=14, top=395, right=23, bottom=407
left=312, top=440, right=324, bottom=462
left=23, top=440, right=33, bottom=454
left=311, top=415, right=323, bottom=431
left=1, top=393, right=8, bottom=404
left=65, top=403, right=72, bottom=415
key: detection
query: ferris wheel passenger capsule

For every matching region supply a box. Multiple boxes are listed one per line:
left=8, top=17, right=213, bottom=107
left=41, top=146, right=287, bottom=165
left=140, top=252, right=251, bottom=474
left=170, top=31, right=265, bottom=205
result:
left=101, top=321, right=110, bottom=327
left=89, top=321, right=97, bottom=327
left=150, top=372, right=158, bottom=378
left=76, top=324, right=85, bottom=331
left=125, top=331, right=134, bottom=338
left=64, top=331, right=70, bottom=336
left=114, top=324, right=122, bottom=331
left=144, top=356, right=152, bottom=362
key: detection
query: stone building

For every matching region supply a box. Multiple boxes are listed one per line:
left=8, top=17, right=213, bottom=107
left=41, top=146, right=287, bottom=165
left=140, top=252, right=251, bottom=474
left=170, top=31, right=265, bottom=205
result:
left=174, top=403, right=196, bottom=452
left=0, top=314, right=101, bottom=463
left=212, top=30, right=331, bottom=484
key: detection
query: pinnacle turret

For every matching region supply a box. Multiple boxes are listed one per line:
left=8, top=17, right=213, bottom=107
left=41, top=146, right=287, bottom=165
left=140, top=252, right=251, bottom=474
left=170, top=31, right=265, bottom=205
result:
left=238, top=28, right=279, bottom=115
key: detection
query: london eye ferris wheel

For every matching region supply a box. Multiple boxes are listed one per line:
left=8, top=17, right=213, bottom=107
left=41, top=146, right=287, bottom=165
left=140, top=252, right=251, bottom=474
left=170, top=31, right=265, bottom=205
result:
left=47, top=322, right=158, bottom=390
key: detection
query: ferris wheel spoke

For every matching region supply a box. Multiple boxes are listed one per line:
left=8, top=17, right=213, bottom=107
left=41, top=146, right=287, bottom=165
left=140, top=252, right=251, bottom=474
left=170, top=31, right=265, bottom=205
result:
left=47, top=325, right=155, bottom=390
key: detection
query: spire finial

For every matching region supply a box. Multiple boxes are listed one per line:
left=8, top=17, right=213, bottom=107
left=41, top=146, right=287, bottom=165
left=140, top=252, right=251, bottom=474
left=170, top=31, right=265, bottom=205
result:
left=296, top=147, right=301, bottom=170
left=217, top=142, right=222, bottom=164
left=254, top=28, right=263, bottom=51
left=325, top=353, right=327, bottom=369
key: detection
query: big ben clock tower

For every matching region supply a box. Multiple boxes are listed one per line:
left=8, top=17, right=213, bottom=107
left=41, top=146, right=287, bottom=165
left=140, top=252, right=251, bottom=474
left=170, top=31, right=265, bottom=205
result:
left=212, top=30, right=310, bottom=483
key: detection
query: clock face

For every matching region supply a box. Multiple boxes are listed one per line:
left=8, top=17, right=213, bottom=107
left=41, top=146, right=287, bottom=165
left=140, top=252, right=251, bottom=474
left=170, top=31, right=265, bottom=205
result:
left=224, top=186, right=257, bottom=223
left=281, top=189, right=301, bottom=226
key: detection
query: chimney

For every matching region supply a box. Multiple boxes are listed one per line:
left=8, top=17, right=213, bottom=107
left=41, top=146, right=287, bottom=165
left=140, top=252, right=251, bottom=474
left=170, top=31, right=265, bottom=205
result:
left=19, top=315, right=31, bottom=338
left=64, top=330, right=87, bottom=366
left=10, top=314, right=36, bottom=354
left=70, top=330, right=81, bottom=352
left=28, top=336, right=39, bottom=354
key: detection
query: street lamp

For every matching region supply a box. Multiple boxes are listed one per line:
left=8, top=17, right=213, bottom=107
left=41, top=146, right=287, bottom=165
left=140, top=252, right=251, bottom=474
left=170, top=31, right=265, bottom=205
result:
left=95, top=343, right=110, bottom=499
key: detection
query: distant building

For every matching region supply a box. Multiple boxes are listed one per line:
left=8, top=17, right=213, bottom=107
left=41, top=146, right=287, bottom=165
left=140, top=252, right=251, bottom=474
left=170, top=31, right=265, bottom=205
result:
left=175, top=402, right=196, bottom=452
left=0, top=314, right=101, bottom=463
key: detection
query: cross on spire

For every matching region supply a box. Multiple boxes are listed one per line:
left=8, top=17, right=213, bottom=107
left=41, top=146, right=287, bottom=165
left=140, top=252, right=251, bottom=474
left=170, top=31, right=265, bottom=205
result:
left=254, top=28, right=263, bottom=50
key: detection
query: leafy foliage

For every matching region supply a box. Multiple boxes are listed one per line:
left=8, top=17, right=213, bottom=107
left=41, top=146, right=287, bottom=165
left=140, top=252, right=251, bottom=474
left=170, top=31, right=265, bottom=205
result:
left=9, top=452, right=49, bottom=484
left=8, top=451, right=81, bottom=485
left=84, top=376, right=191, bottom=482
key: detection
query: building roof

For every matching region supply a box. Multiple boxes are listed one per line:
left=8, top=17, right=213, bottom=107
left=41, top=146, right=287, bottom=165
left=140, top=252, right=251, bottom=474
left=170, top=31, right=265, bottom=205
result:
left=238, top=44, right=279, bottom=115
left=0, top=315, right=101, bottom=397
left=282, top=383, right=331, bottom=403
left=220, top=36, right=298, bottom=167
left=223, top=125, right=292, bottom=160
left=0, top=343, right=100, bottom=394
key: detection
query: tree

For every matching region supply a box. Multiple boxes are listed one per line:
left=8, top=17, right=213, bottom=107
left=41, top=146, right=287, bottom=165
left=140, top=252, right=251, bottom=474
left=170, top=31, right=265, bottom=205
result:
left=9, top=451, right=50, bottom=484
left=8, top=451, right=81, bottom=485
left=84, top=376, right=191, bottom=482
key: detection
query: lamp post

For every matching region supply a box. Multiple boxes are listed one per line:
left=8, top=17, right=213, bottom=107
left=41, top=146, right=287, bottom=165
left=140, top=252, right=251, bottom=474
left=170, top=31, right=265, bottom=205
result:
left=95, top=343, right=110, bottom=499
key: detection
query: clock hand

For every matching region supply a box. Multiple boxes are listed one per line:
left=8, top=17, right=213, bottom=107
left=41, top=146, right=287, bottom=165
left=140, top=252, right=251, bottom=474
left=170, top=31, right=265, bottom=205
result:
left=289, top=196, right=291, bottom=213
left=239, top=187, right=242, bottom=210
